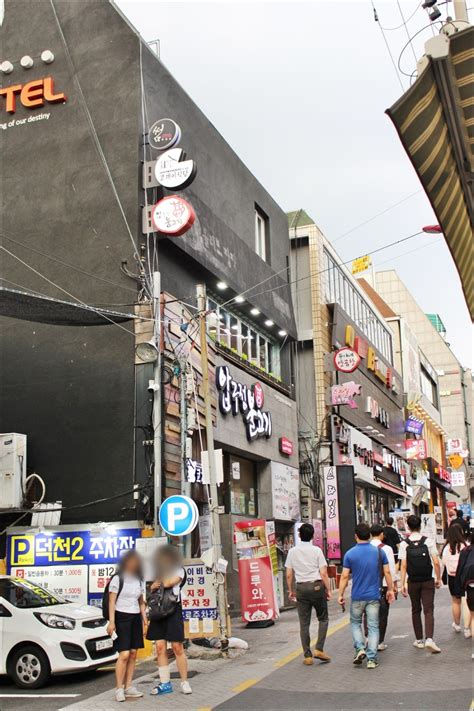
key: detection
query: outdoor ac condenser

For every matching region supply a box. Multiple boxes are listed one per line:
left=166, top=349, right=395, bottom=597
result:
left=0, top=433, right=27, bottom=509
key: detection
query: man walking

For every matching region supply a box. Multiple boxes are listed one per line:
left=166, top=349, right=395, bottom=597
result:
left=383, top=517, right=401, bottom=566
left=338, top=523, right=395, bottom=669
left=369, top=524, right=398, bottom=651
left=285, top=523, right=332, bottom=666
left=399, top=514, right=442, bottom=653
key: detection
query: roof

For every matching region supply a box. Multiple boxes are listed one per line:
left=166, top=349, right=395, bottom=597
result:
left=386, top=26, right=474, bottom=322
left=287, top=209, right=315, bottom=230
left=357, top=278, right=398, bottom=318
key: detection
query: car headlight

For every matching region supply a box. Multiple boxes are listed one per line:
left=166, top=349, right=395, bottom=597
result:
left=34, top=612, right=76, bottom=630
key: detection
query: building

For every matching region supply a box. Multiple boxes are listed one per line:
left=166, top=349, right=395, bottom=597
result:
left=288, top=210, right=409, bottom=560
left=0, top=0, right=299, bottom=610
left=372, top=271, right=472, bottom=507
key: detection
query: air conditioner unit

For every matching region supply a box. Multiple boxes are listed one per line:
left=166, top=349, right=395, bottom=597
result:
left=0, top=433, right=27, bottom=508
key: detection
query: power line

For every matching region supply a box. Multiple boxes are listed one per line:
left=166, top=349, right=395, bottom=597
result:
left=378, top=2, right=421, bottom=31
left=371, top=0, right=405, bottom=91
left=397, top=0, right=419, bottom=71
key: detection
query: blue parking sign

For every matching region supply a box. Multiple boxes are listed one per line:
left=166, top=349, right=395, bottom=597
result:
left=159, top=495, right=199, bottom=536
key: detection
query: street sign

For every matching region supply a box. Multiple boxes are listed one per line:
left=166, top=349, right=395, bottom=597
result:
left=159, top=495, right=199, bottom=536
left=151, top=195, right=196, bottom=236
left=154, top=148, right=196, bottom=190
left=333, top=347, right=361, bottom=373
left=148, top=118, right=181, bottom=150
left=351, top=255, right=372, bottom=275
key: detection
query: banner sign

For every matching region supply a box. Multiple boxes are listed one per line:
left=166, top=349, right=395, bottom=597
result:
left=271, top=462, right=300, bottom=521
left=234, top=520, right=278, bottom=623
left=7, top=528, right=140, bottom=606
left=405, top=415, right=424, bottom=435
left=450, top=471, right=465, bottom=488
left=330, top=381, right=361, bottom=409
left=405, top=439, right=427, bottom=460
left=216, top=365, right=272, bottom=441
left=323, top=466, right=341, bottom=559
left=181, top=561, right=218, bottom=638
left=333, top=347, right=361, bottom=373
left=351, top=255, right=372, bottom=275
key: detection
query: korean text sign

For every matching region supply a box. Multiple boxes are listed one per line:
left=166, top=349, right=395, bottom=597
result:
left=323, top=466, right=341, bottom=559
left=181, top=561, right=218, bottom=638
left=234, top=519, right=278, bottom=623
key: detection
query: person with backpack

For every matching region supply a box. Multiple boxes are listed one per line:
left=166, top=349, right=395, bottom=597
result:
left=146, top=544, right=191, bottom=696
left=104, top=549, right=147, bottom=703
left=441, top=524, right=468, bottom=635
left=338, top=522, right=395, bottom=669
left=399, top=514, right=442, bottom=653
left=454, top=530, right=474, bottom=649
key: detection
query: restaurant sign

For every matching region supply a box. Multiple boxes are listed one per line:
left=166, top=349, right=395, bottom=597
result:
left=216, top=365, right=272, bottom=441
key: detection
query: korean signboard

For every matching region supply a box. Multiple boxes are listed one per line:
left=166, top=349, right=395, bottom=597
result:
left=330, top=381, right=361, bottom=409
left=450, top=471, right=466, bottom=488
left=405, top=439, right=427, bottom=460
left=323, top=466, right=341, bottom=559
left=332, top=416, right=375, bottom=485
left=351, top=255, right=372, bottom=275
left=216, top=365, right=272, bottom=441
left=181, top=561, right=218, bottom=638
left=7, top=527, right=141, bottom=606
left=405, top=415, right=424, bottom=435
left=234, top=520, right=278, bottom=623
left=333, top=347, right=361, bottom=373
left=271, top=462, right=300, bottom=521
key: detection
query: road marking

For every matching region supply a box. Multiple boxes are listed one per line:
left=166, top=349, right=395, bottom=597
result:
left=230, top=615, right=350, bottom=696
left=391, top=634, right=408, bottom=639
left=0, top=694, right=80, bottom=700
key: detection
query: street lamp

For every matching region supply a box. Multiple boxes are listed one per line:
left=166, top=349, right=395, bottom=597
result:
left=135, top=340, right=158, bottom=363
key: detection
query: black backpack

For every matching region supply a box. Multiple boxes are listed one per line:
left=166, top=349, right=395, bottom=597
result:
left=147, top=570, right=187, bottom=622
left=406, top=536, right=433, bottom=582
left=102, top=573, right=124, bottom=619
left=458, top=546, right=474, bottom=591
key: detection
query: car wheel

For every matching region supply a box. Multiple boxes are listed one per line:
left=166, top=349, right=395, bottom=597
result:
left=9, top=645, right=51, bottom=689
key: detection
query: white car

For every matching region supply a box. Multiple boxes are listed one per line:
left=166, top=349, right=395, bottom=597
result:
left=0, top=575, right=117, bottom=688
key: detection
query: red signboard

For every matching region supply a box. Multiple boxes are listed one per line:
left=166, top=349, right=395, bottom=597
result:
left=437, top=466, right=452, bottom=484
left=405, top=439, right=427, bottom=460
left=279, top=437, right=293, bottom=456
left=151, top=195, right=196, bottom=236
left=234, top=520, right=277, bottom=623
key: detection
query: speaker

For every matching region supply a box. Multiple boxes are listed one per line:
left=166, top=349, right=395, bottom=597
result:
left=336, top=465, right=356, bottom=559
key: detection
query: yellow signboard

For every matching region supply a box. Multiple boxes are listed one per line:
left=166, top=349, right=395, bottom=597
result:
left=448, top=453, right=463, bottom=470
left=352, top=255, right=372, bottom=275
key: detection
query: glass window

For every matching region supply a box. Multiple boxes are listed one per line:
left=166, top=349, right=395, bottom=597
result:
left=249, top=328, right=258, bottom=363
left=255, top=209, right=266, bottom=261
left=0, top=580, right=64, bottom=608
left=258, top=335, right=268, bottom=371
left=229, top=314, right=240, bottom=352
left=241, top=323, right=250, bottom=359
left=219, top=309, right=230, bottom=348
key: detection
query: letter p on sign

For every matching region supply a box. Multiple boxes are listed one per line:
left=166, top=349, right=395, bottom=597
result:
left=159, top=495, right=199, bottom=536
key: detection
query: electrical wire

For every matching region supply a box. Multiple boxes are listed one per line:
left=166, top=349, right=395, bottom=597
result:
left=397, top=21, right=444, bottom=78
left=377, top=2, right=421, bottom=30
left=397, top=0, right=419, bottom=74
left=371, top=0, right=405, bottom=91
left=1, top=485, right=145, bottom=515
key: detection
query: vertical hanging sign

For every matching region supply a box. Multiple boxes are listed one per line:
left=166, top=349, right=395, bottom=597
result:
left=323, top=466, right=341, bottom=560
left=234, top=519, right=278, bottom=624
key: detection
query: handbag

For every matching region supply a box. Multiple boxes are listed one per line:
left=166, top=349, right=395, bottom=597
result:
left=147, top=585, right=179, bottom=621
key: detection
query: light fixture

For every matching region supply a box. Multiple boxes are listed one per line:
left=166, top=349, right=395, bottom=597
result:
left=264, top=319, right=274, bottom=327
left=250, top=308, right=260, bottom=316
left=234, top=295, right=245, bottom=303
left=20, top=55, right=34, bottom=69
left=216, top=281, right=228, bottom=290
left=231, top=324, right=239, bottom=331
left=41, top=50, right=55, bottom=64
left=0, top=60, right=13, bottom=74
left=135, top=340, right=158, bottom=363
left=278, top=330, right=287, bottom=337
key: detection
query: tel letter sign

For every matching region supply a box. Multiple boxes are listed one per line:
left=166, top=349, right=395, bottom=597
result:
left=159, top=495, right=199, bottom=536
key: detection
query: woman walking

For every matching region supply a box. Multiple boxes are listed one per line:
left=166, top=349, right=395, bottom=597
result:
left=147, top=545, right=192, bottom=696
left=441, top=524, right=468, bottom=635
left=455, top=530, right=474, bottom=648
left=106, top=549, right=147, bottom=703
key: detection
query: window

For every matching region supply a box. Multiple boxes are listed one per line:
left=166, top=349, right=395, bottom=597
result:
left=0, top=579, right=63, bottom=608
left=420, top=364, right=438, bottom=407
left=255, top=208, right=267, bottom=261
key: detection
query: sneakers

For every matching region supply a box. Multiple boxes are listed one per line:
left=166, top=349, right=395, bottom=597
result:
left=367, top=659, right=379, bottom=669
left=151, top=681, right=173, bottom=696
left=125, top=686, right=143, bottom=698
left=464, top=628, right=472, bottom=639
left=353, top=648, right=367, bottom=665
left=452, top=622, right=462, bottom=632
left=115, top=688, right=125, bottom=703
left=413, top=639, right=425, bottom=649
left=313, top=650, right=331, bottom=662
left=425, top=638, right=441, bottom=654
left=377, top=643, right=388, bottom=651
left=181, top=681, right=192, bottom=695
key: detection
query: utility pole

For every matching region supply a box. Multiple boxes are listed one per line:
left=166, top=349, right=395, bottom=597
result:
left=153, top=271, right=162, bottom=535
left=180, top=359, right=191, bottom=558
left=453, top=0, right=468, bottom=22
left=196, top=283, right=229, bottom=651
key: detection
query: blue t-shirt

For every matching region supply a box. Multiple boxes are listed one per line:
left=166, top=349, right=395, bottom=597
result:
left=343, top=543, right=388, bottom=601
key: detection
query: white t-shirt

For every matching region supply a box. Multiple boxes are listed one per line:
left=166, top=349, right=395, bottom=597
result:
left=441, top=543, right=466, bottom=576
left=109, top=573, right=145, bottom=614
left=370, top=539, right=398, bottom=585
left=285, top=542, right=328, bottom=583
left=399, top=533, right=439, bottom=579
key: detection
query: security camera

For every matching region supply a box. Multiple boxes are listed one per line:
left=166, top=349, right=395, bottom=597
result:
left=148, top=379, right=160, bottom=393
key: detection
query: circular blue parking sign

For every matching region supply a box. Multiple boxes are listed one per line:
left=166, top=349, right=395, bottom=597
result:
left=159, top=495, right=199, bottom=536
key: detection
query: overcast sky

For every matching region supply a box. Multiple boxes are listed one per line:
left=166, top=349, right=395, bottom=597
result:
left=117, top=0, right=472, bottom=368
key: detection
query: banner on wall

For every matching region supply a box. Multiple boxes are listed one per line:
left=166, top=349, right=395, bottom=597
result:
left=7, top=527, right=141, bottom=606
left=181, top=560, right=219, bottom=638
left=234, top=519, right=278, bottom=623
left=433, top=506, right=445, bottom=544
left=323, top=466, right=341, bottom=559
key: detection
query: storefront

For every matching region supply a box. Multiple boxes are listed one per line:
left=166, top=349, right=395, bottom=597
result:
left=213, top=355, right=299, bottom=612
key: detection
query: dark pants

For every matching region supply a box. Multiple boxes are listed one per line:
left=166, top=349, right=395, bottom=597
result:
left=408, top=579, right=435, bottom=640
left=363, top=587, right=390, bottom=643
left=296, top=581, right=329, bottom=657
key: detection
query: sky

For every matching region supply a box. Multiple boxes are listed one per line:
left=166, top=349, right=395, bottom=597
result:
left=117, top=0, right=472, bottom=367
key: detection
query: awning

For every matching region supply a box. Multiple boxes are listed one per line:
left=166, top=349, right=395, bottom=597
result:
left=430, top=474, right=459, bottom=495
left=386, top=26, right=474, bottom=321
left=0, top=287, right=135, bottom=326
left=376, top=478, right=407, bottom=497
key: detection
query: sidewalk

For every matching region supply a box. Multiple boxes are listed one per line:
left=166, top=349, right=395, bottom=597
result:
left=62, top=589, right=472, bottom=711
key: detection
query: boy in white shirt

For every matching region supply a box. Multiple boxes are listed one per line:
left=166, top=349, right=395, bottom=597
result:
left=369, top=524, right=398, bottom=651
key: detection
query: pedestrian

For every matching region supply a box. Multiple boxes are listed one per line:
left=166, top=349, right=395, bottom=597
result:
left=383, top=517, right=401, bottom=566
left=399, top=514, right=442, bottom=653
left=441, top=524, right=468, bottom=634
left=285, top=522, right=332, bottom=666
left=367, top=524, right=398, bottom=651
left=106, top=549, right=147, bottom=703
left=454, top=530, right=474, bottom=647
left=147, top=545, right=192, bottom=696
left=338, top=522, right=395, bottom=669
left=450, top=509, right=470, bottom=537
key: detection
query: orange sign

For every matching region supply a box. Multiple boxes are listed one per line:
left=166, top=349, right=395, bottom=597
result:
left=448, top=453, right=463, bottom=470
left=0, top=77, right=66, bottom=114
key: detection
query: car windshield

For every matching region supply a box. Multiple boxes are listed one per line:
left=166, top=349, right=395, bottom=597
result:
left=0, top=579, right=66, bottom=608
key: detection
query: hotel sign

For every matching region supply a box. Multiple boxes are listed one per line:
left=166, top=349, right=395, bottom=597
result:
left=0, top=77, right=66, bottom=114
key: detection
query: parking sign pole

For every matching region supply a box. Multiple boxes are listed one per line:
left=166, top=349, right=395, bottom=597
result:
left=196, top=283, right=229, bottom=650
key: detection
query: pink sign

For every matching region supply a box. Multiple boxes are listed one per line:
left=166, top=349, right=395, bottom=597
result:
left=323, top=466, right=341, bottom=559
left=312, top=519, right=324, bottom=550
left=330, top=382, right=361, bottom=409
